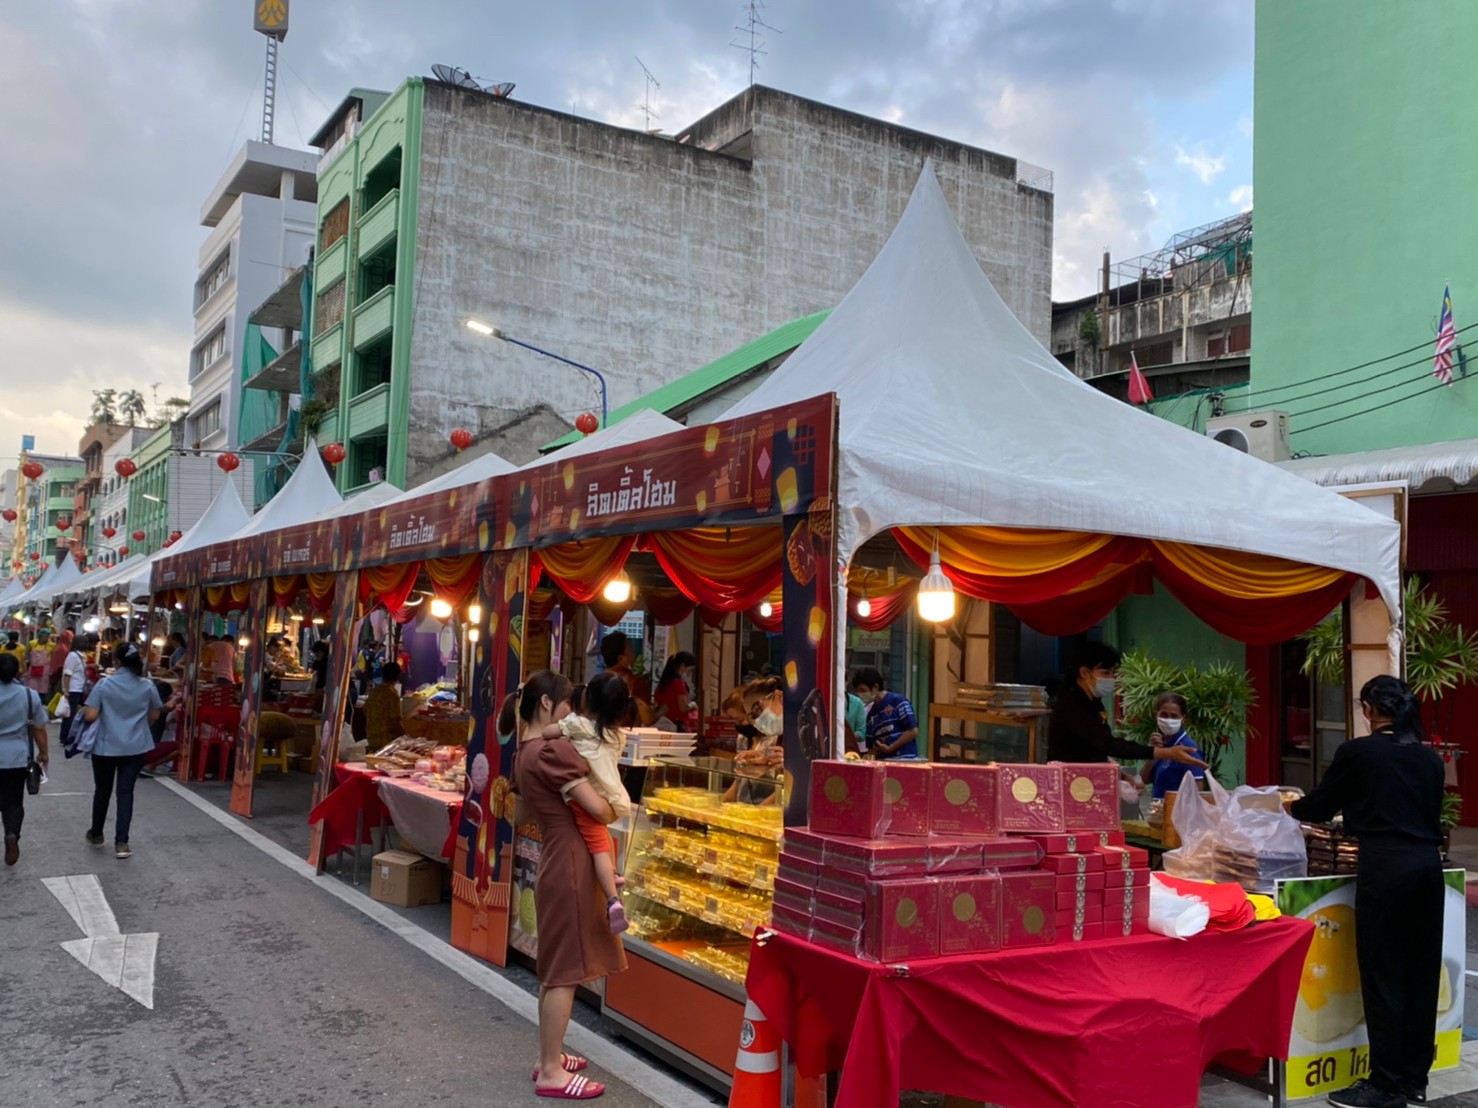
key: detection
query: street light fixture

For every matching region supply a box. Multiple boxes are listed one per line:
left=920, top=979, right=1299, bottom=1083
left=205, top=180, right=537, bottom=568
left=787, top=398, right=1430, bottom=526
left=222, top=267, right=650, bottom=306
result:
left=465, top=319, right=609, bottom=430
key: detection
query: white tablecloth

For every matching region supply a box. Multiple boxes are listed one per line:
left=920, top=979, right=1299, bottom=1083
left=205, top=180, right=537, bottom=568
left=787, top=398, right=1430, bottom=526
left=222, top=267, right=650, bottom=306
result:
left=376, top=778, right=460, bottom=861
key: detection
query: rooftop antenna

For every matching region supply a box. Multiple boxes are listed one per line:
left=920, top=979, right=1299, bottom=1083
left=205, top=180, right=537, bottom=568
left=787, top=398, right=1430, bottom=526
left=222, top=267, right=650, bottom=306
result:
left=252, top=0, right=290, bottom=144
left=636, top=57, right=660, bottom=131
left=731, top=0, right=781, bottom=86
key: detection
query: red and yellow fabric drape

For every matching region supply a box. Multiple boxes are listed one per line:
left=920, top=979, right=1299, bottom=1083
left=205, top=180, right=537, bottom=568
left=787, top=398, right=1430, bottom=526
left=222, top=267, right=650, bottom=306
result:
left=425, top=554, right=481, bottom=609
left=359, top=561, right=420, bottom=613
left=305, top=572, right=337, bottom=613
left=203, top=581, right=253, bottom=614
left=272, top=575, right=304, bottom=607
left=894, top=526, right=1358, bottom=644
left=533, top=536, right=636, bottom=605
left=646, top=527, right=780, bottom=612
left=848, top=577, right=917, bottom=632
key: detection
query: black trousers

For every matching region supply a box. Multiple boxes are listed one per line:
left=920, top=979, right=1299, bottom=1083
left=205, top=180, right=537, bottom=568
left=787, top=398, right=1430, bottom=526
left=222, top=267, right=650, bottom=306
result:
left=57, top=690, right=86, bottom=748
left=91, top=754, right=146, bottom=845
left=1356, top=837, right=1445, bottom=1093
left=0, top=766, right=26, bottom=840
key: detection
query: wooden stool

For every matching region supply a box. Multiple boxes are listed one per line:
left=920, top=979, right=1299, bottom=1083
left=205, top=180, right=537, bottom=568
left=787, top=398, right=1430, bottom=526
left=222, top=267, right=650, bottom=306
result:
left=255, top=712, right=296, bottom=775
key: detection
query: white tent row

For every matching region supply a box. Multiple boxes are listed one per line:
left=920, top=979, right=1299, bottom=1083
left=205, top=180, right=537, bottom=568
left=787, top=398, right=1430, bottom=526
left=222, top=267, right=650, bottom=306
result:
left=720, top=163, right=1401, bottom=618
left=15, top=554, right=83, bottom=611
left=0, top=575, right=27, bottom=608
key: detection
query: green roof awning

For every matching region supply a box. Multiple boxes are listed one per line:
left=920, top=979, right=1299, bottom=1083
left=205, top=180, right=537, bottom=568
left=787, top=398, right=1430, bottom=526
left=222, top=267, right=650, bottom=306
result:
left=540, top=310, right=831, bottom=452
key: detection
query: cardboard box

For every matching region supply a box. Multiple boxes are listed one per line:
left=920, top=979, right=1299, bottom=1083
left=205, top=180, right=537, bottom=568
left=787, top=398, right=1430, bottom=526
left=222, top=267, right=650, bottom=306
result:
left=936, top=873, right=1002, bottom=955
left=864, top=878, right=939, bottom=963
left=1000, top=871, right=1056, bottom=948
left=1037, top=851, right=1104, bottom=875
left=1103, top=867, right=1151, bottom=890
left=928, top=764, right=999, bottom=836
left=1021, top=830, right=1126, bottom=854
left=883, top=763, right=933, bottom=836
left=809, top=761, right=889, bottom=839
left=1093, top=844, right=1151, bottom=871
left=1052, top=871, right=1106, bottom=895
left=1053, top=763, right=1122, bottom=832
left=996, top=764, right=1065, bottom=833
left=824, top=836, right=931, bottom=878
left=370, top=850, right=443, bottom=908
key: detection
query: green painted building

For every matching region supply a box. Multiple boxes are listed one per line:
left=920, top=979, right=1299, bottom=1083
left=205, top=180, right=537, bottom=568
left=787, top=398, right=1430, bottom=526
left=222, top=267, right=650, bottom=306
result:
left=22, top=463, right=83, bottom=567
left=126, top=423, right=177, bottom=553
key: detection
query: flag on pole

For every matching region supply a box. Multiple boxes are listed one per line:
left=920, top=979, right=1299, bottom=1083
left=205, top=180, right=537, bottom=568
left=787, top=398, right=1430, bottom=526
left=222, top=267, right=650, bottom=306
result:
left=1434, top=284, right=1456, bottom=385
left=1127, top=350, right=1154, bottom=405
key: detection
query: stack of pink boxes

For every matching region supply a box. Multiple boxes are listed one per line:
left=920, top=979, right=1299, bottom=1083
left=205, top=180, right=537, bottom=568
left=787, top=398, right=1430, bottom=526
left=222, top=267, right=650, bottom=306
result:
left=769, top=760, right=1150, bottom=963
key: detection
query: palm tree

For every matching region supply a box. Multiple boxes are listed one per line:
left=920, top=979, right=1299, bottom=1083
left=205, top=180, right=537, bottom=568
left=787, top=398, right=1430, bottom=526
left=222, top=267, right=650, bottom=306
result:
left=90, top=389, right=118, bottom=425
left=119, top=389, right=147, bottom=426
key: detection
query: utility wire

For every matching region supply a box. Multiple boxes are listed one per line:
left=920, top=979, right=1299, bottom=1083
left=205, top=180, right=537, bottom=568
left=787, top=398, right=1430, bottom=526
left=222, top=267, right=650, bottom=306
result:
left=1296, top=373, right=1472, bottom=434
left=1246, top=321, right=1478, bottom=397
left=1262, top=347, right=1461, bottom=412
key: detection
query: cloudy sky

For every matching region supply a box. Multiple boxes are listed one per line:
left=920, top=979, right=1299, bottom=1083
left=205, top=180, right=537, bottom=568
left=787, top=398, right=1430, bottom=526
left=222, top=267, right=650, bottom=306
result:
left=1, top=0, right=1252, bottom=463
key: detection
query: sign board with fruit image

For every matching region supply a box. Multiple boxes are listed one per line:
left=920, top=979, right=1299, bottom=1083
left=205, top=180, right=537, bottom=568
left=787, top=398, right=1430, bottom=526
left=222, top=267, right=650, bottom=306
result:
left=1275, top=871, right=1465, bottom=1100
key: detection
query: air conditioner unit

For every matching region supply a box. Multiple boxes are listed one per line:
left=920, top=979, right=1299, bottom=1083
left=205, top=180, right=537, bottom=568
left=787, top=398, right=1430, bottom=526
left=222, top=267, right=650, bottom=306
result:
left=1205, top=410, right=1291, bottom=463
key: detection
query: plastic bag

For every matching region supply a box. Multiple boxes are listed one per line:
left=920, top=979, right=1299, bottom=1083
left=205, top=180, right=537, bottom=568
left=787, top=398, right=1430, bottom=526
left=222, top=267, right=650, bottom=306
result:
left=56, top=694, right=71, bottom=720
left=1161, top=777, right=1222, bottom=881
left=1212, top=781, right=1307, bottom=893
left=1147, top=874, right=1210, bottom=939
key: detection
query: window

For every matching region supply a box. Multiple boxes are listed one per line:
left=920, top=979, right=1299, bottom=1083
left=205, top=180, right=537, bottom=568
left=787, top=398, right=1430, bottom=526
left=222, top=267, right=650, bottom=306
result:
left=193, top=400, right=222, bottom=441
left=348, top=433, right=388, bottom=489
left=316, top=282, right=346, bottom=335
left=193, top=328, right=227, bottom=377
left=197, top=250, right=231, bottom=305
left=321, top=199, right=350, bottom=252
left=353, top=335, right=393, bottom=395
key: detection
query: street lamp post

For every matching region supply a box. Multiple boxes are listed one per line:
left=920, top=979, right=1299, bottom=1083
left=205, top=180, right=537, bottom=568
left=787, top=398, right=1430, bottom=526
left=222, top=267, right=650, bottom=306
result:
left=466, top=320, right=608, bottom=429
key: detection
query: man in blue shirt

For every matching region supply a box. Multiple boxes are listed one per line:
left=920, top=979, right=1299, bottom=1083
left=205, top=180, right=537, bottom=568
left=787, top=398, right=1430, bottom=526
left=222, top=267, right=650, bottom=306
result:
left=851, top=667, right=920, bottom=760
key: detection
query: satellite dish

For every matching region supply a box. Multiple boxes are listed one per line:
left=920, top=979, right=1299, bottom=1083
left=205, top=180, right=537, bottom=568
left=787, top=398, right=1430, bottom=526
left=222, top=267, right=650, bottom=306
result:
left=431, top=64, right=481, bottom=90
left=487, top=82, right=516, bottom=98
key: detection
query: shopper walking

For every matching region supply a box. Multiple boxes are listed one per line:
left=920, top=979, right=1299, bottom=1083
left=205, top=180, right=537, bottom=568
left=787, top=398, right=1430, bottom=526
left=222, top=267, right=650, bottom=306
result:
left=0, top=653, right=49, bottom=866
left=81, top=642, right=163, bottom=860
left=1289, top=675, right=1445, bottom=1108
left=25, top=628, right=53, bottom=696
left=57, top=632, right=93, bottom=752
left=510, top=669, right=625, bottom=1099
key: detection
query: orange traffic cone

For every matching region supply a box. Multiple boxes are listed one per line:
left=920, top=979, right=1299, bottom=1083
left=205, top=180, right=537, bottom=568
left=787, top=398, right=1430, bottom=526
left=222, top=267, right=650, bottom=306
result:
left=727, top=997, right=782, bottom=1107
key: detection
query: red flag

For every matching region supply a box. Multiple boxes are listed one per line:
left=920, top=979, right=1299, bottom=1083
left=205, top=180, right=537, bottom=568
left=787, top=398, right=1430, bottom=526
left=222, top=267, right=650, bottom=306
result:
left=1127, top=351, right=1154, bottom=405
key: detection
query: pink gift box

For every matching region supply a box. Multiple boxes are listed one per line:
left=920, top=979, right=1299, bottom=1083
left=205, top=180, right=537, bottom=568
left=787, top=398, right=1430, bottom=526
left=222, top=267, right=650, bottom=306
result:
left=1103, top=867, right=1151, bottom=890
left=1052, top=871, right=1106, bottom=895
left=781, top=827, right=829, bottom=862
left=936, top=873, right=1003, bottom=955
left=809, top=761, right=889, bottom=839
left=1037, top=851, right=1104, bottom=875
left=777, top=852, right=822, bottom=887
left=927, top=764, right=1000, bottom=836
left=1020, top=830, right=1126, bottom=854
left=996, top=764, right=1065, bottom=834
left=770, top=903, right=813, bottom=941
left=823, top=836, right=931, bottom=878
left=864, top=878, right=939, bottom=963
left=1093, top=844, right=1150, bottom=871
left=883, top=763, right=933, bottom=837
left=1001, top=871, right=1056, bottom=949
left=1053, top=762, right=1122, bottom=832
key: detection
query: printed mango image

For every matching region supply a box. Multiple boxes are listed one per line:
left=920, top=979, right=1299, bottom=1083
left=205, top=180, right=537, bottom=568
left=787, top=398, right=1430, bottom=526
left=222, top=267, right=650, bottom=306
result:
left=1292, top=905, right=1364, bottom=1043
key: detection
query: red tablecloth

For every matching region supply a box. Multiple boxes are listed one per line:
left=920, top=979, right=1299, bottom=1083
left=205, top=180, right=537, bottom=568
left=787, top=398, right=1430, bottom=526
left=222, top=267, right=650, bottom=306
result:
left=745, top=919, right=1314, bottom=1108
left=307, top=764, right=390, bottom=857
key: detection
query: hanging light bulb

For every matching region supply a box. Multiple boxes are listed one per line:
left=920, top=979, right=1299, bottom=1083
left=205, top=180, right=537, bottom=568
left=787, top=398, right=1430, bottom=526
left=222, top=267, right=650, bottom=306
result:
left=467, top=603, right=482, bottom=624
left=916, top=545, right=956, bottom=623
left=856, top=594, right=873, bottom=619
left=109, top=599, right=130, bottom=614
left=311, top=615, right=326, bottom=626
left=238, top=636, right=250, bottom=648
left=290, top=611, right=305, bottom=621
left=758, top=600, right=774, bottom=619
left=430, top=597, right=454, bottom=620
left=150, top=636, right=165, bottom=648
left=602, top=570, right=632, bottom=604
left=468, top=628, right=480, bottom=643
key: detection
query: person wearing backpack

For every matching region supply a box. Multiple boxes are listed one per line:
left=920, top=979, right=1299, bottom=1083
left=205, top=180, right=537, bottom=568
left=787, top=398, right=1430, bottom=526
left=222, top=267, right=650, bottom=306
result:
left=0, top=652, right=49, bottom=866
left=81, top=642, right=163, bottom=860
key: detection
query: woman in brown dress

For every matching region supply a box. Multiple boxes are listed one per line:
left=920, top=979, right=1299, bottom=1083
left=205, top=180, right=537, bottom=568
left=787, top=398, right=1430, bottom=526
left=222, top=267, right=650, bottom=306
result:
left=510, top=670, right=626, bottom=1100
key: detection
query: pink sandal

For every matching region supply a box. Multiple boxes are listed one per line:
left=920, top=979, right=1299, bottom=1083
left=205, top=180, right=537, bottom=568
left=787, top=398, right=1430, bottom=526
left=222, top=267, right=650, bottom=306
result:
left=535, top=1074, right=604, bottom=1099
left=531, top=1054, right=588, bottom=1080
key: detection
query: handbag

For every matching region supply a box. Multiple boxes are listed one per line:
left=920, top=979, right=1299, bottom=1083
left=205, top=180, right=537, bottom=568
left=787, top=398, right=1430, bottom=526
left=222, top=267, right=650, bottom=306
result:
left=25, top=690, right=44, bottom=795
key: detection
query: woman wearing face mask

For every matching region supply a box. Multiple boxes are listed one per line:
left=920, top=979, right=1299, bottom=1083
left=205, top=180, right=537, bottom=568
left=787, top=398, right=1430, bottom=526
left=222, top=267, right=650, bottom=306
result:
left=1138, top=693, right=1206, bottom=798
left=653, top=652, right=699, bottom=732
left=725, top=677, right=784, bottom=803
left=1286, top=675, right=1444, bottom=1108
left=1046, top=643, right=1206, bottom=772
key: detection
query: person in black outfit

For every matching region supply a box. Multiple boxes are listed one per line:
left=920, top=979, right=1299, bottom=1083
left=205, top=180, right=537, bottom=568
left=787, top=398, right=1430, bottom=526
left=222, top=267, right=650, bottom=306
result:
left=1045, top=642, right=1206, bottom=772
left=1288, top=675, right=1444, bottom=1108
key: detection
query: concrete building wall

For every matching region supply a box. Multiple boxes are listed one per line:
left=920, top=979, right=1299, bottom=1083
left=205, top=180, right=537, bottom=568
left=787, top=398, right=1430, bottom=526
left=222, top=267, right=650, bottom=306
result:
left=93, top=430, right=151, bottom=568
left=406, top=83, right=1053, bottom=470
left=1254, top=0, right=1478, bottom=455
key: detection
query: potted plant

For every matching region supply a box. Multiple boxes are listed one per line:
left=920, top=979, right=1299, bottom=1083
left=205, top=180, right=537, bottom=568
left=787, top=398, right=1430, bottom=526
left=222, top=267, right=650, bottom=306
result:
left=1115, top=650, right=1257, bottom=785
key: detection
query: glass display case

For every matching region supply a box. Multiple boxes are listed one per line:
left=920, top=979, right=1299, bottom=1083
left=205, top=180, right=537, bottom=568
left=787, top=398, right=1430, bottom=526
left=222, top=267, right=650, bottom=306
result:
left=604, top=755, right=784, bottom=1091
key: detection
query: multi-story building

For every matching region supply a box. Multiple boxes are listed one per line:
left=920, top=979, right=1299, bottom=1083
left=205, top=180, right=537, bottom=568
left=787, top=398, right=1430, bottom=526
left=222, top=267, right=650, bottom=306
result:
left=260, top=79, right=1051, bottom=489
left=17, top=455, right=84, bottom=569
left=89, top=428, right=153, bottom=569
left=1051, top=212, right=1251, bottom=412
left=0, top=469, right=15, bottom=562
left=73, top=423, right=149, bottom=566
left=185, top=141, right=317, bottom=456
left=125, top=421, right=254, bottom=555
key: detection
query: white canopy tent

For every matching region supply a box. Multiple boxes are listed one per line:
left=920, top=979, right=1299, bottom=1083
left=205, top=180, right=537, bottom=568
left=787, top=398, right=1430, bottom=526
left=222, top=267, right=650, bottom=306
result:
left=721, top=163, right=1402, bottom=619
left=216, top=442, right=343, bottom=544
left=0, top=575, right=26, bottom=608
left=380, top=452, right=515, bottom=507
left=19, top=555, right=83, bottom=611
left=524, top=408, right=686, bottom=467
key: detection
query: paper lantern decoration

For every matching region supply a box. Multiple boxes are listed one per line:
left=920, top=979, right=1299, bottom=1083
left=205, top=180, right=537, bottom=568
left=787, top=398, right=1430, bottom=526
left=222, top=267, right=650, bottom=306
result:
left=115, top=458, right=137, bottom=478
left=132, top=529, right=146, bottom=542
left=322, top=443, right=346, bottom=465
left=169, top=530, right=182, bottom=542
left=575, top=412, right=599, bottom=435
left=217, top=451, right=241, bottom=473
left=450, top=428, right=473, bottom=450
left=29, top=552, right=39, bottom=561
left=21, top=461, right=43, bottom=480
left=118, top=545, right=130, bottom=557
left=101, top=526, right=116, bottom=538
left=55, top=518, right=71, bottom=532
left=1, top=509, right=15, bottom=522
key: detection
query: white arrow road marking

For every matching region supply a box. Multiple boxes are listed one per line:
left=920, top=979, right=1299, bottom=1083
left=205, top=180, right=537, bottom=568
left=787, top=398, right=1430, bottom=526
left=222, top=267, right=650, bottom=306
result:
left=43, top=875, right=158, bottom=1009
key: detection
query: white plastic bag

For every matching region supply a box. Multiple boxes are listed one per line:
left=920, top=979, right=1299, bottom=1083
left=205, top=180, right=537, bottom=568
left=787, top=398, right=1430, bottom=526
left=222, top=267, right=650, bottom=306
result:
left=56, top=694, right=71, bottom=720
left=1161, top=777, right=1221, bottom=881
left=1213, top=782, right=1307, bottom=892
left=1147, top=874, right=1210, bottom=940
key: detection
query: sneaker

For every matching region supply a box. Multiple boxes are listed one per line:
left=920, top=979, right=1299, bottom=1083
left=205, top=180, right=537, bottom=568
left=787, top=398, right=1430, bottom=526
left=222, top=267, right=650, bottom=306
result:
left=4, top=835, right=17, bottom=866
left=115, top=843, right=132, bottom=860
left=1328, top=1080, right=1406, bottom=1108
left=1401, top=1089, right=1427, bottom=1106
left=85, top=830, right=104, bottom=846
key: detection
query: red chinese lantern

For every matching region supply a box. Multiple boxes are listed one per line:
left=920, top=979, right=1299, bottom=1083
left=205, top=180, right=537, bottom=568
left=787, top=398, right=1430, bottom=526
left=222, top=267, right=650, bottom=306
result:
left=217, top=451, right=241, bottom=473
left=55, top=518, right=71, bottom=532
left=1, top=509, right=15, bottom=522
left=118, top=545, right=130, bottom=557
left=450, top=428, right=473, bottom=451
left=132, top=529, right=146, bottom=542
left=21, top=461, right=43, bottom=480
left=169, top=530, right=182, bottom=542
left=575, top=412, right=599, bottom=435
left=101, top=526, right=116, bottom=538
left=29, top=552, right=39, bottom=562
left=322, top=442, right=346, bottom=465
left=115, top=458, right=137, bottom=478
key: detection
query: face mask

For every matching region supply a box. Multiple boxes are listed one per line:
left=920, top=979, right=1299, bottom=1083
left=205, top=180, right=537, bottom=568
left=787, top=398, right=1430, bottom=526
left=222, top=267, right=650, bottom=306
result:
left=754, top=708, right=783, bottom=736
left=1156, top=716, right=1183, bottom=737
left=1094, top=676, right=1116, bottom=698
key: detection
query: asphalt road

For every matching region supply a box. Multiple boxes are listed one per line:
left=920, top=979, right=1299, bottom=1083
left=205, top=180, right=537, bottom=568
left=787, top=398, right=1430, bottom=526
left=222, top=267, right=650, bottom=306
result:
left=0, top=740, right=683, bottom=1108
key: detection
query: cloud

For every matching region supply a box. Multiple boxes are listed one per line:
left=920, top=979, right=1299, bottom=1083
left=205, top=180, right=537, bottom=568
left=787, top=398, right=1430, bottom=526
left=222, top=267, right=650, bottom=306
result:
left=1175, top=143, right=1228, bottom=185
left=1228, top=184, right=1253, bottom=211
